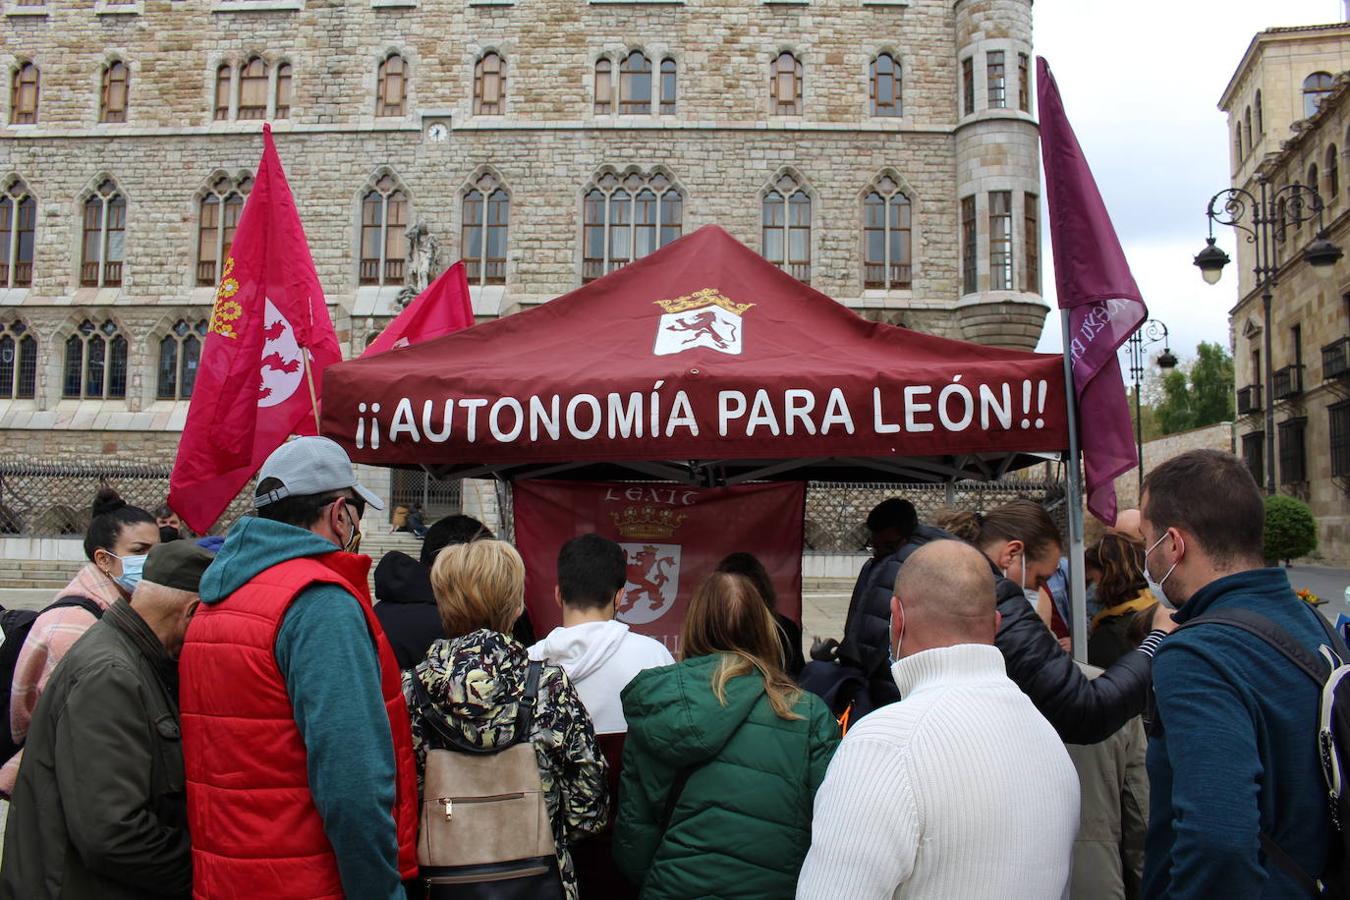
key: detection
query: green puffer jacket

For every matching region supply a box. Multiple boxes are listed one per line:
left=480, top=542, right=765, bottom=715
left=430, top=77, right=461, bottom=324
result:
left=614, top=653, right=839, bottom=899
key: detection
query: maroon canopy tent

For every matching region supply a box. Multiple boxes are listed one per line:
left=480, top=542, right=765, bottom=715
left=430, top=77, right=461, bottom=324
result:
left=321, top=225, right=1068, bottom=485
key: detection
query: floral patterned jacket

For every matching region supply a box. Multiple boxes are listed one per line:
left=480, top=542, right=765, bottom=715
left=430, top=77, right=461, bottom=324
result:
left=402, top=628, right=609, bottom=900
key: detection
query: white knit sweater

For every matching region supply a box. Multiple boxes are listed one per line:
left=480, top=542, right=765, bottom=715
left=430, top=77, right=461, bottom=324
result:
left=797, top=643, right=1080, bottom=900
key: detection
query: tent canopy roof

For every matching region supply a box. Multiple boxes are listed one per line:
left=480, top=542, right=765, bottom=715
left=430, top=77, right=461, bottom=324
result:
left=321, top=225, right=1067, bottom=485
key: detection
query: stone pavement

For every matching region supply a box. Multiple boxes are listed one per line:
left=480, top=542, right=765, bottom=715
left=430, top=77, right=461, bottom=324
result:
left=800, top=591, right=851, bottom=649
left=1287, top=565, right=1350, bottom=627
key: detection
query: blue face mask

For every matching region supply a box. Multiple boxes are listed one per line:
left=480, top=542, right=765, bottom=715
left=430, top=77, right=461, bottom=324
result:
left=113, top=553, right=148, bottom=593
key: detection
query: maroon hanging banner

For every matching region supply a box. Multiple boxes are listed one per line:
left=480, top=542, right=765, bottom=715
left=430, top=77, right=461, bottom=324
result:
left=513, top=480, right=805, bottom=657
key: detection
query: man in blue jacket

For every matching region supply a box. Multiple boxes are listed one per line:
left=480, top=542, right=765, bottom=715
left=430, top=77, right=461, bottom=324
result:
left=1141, top=449, right=1335, bottom=898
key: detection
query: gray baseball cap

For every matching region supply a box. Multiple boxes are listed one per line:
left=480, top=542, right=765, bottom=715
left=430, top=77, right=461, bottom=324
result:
left=253, top=437, right=384, bottom=510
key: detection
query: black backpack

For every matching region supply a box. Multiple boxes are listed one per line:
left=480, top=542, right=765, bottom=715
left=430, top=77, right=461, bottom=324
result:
left=1177, top=608, right=1350, bottom=898
left=0, top=595, right=105, bottom=763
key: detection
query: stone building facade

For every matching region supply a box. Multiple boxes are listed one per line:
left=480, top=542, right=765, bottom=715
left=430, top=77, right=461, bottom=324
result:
left=1222, top=23, right=1350, bottom=564
left=0, top=0, right=1044, bottom=516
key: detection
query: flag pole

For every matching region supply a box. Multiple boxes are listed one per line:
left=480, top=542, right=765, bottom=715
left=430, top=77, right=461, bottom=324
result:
left=1060, top=309, right=1088, bottom=664
left=302, top=350, right=321, bottom=434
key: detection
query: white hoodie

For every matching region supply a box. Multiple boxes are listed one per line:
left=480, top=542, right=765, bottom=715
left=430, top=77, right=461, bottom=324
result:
left=528, top=620, right=675, bottom=734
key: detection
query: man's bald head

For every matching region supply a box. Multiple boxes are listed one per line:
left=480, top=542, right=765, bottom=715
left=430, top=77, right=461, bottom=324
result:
left=890, top=540, right=1000, bottom=657
left=1111, top=508, right=1143, bottom=542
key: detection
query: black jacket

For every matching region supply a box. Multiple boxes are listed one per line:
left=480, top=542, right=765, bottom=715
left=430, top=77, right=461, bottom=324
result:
left=0, top=600, right=190, bottom=900
left=840, top=526, right=1152, bottom=744
left=773, top=612, right=806, bottom=678
left=373, top=550, right=534, bottom=670
left=373, top=550, right=445, bottom=670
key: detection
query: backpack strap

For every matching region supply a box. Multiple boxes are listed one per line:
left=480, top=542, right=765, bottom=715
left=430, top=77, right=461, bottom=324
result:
left=1178, top=609, right=1328, bottom=684
left=512, top=660, right=543, bottom=746
left=1180, top=608, right=1338, bottom=898
left=411, top=660, right=543, bottom=757
left=1260, top=832, right=1326, bottom=897
left=46, top=595, right=105, bottom=621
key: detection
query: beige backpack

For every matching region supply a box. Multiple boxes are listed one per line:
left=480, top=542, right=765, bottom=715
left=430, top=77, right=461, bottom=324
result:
left=411, top=661, right=565, bottom=900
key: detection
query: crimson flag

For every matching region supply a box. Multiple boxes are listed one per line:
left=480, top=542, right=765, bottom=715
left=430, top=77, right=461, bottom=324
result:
left=1038, top=58, right=1147, bottom=525
left=361, top=261, right=474, bottom=357
left=513, top=480, right=805, bottom=657
left=169, top=124, right=342, bottom=534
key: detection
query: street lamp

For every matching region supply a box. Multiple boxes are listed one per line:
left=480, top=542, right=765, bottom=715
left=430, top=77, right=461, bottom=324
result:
left=1126, top=319, right=1177, bottom=496
left=1195, top=181, right=1343, bottom=495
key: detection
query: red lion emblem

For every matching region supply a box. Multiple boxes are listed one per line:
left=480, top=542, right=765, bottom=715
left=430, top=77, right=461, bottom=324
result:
left=666, top=310, right=735, bottom=349
left=619, top=545, right=676, bottom=613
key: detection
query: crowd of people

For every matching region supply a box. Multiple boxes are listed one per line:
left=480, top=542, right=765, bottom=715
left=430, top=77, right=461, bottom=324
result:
left=0, top=437, right=1342, bottom=900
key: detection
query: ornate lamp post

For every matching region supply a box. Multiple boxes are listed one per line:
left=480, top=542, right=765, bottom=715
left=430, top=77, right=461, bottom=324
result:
left=1126, top=320, right=1177, bottom=495
left=1195, top=181, right=1343, bottom=495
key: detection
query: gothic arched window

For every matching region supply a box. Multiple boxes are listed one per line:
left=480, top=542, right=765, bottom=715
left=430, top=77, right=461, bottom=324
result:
left=377, top=53, right=408, bottom=117
left=770, top=52, right=802, bottom=116
left=462, top=171, right=509, bottom=285
left=582, top=170, right=682, bottom=282
left=862, top=175, right=912, bottom=289
left=0, top=319, right=37, bottom=399
left=197, top=174, right=252, bottom=287
left=360, top=173, right=409, bottom=286
left=157, top=319, right=208, bottom=400
left=763, top=173, right=810, bottom=283
left=474, top=52, right=505, bottom=116
left=80, top=179, right=125, bottom=288
left=870, top=53, right=901, bottom=117
left=100, top=60, right=129, bottom=123
left=63, top=319, right=127, bottom=400
left=0, top=178, right=36, bottom=288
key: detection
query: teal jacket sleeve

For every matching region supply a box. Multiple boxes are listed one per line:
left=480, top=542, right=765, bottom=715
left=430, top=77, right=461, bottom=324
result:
left=1151, top=641, right=1266, bottom=899
left=275, top=584, right=404, bottom=900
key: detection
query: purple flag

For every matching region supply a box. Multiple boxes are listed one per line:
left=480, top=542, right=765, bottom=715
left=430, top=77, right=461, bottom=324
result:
left=1037, top=58, right=1147, bottom=525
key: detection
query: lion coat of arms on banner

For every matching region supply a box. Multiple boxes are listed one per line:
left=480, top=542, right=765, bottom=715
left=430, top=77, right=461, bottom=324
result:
left=652, top=288, right=755, bottom=357
left=611, top=506, right=686, bottom=626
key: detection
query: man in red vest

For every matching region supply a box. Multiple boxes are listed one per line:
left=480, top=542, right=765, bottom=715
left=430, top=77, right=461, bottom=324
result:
left=179, top=437, right=419, bottom=899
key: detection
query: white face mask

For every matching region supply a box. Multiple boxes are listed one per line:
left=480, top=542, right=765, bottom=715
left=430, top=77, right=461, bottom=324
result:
left=1005, top=554, right=1039, bottom=607
left=1144, top=531, right=1180, bottom=608
left=888, top=608, right=904, bottom=665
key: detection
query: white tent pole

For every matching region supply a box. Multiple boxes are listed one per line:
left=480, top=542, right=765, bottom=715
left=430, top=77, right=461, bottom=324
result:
left=1060, top=309, right=1088, bottom=664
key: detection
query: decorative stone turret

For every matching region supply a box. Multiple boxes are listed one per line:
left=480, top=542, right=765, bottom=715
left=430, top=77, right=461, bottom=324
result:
left=953, top=0, right=1048, bottom=350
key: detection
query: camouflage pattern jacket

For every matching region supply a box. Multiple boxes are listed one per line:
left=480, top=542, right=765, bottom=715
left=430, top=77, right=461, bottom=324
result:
left=402, top=629, right=609, bottom=900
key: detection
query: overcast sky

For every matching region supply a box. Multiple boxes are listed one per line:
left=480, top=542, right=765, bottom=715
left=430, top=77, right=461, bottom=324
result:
left=1032, top=0, right=1346, bottom=366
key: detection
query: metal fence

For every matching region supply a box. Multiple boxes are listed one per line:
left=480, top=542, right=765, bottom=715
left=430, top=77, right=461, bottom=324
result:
left=0, top=466, right=1065, bottom=547
left=491, top=478, right=1066, bottom=552
left=0, top=464, right=254, bottom=536
left=388, top=469, right=463, bottom=522
left=803, top=480, right=1067, bottom=552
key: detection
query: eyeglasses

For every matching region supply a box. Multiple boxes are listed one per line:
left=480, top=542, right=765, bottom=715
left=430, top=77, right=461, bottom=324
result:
left=329, top=496, right=366, bottom=521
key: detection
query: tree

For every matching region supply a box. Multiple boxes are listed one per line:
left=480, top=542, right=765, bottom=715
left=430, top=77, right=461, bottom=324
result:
left=1155, top=368, right=1193, bottom=435
left=1130, top=385, right=1164, bottom=441
left=1152, top=342, right=1235, bottom=435
left=1189, top=342, right=1236, bottom=425
left=1264, top=494, right=1318, bottom=564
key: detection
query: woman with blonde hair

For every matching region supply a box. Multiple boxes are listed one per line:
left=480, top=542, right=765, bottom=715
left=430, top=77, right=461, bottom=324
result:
left=402, top=539, right=608, bottom=900
left=614, top=571, right=839, bottom=898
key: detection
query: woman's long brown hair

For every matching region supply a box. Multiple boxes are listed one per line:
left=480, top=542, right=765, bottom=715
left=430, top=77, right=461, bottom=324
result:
left=681, top=572, right=803, bottom=721
left=934, top=499, right=1063, bottom=560
left=1085, top=533, right=1148, bottom=609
